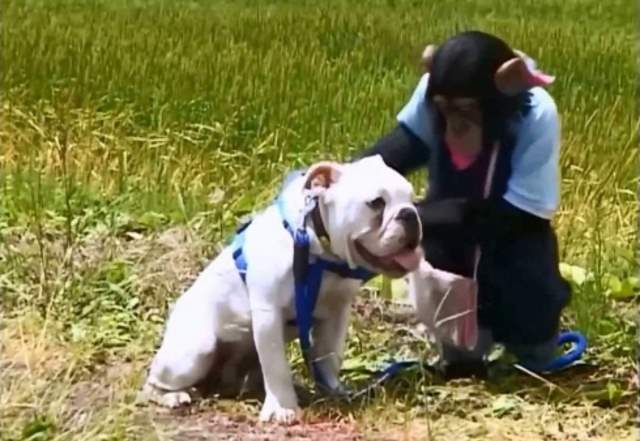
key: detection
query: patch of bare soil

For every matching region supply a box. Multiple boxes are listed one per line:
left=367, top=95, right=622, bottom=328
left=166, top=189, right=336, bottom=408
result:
left=151, top=412, right=365, bottom=441
left=137, top=399, right=637, bottom=441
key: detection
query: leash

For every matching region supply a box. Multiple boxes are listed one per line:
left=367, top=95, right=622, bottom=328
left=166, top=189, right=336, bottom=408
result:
left=339, top=329, right=588, bottom=402
left=229, top=172, right=589, bottom=399
left=278, top=193, right=589, bottom=393
left=346, top=330, right=588, bottom=388
left=542, top=330, right=588, bottom=373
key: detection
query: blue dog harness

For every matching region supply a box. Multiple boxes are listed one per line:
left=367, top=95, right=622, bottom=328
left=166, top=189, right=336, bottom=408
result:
left=230, top=192, right=375, bottom=389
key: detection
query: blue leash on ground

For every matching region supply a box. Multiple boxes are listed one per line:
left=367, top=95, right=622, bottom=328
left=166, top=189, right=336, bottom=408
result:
left=542, top=330, right=588, bottom=373
left=351, top=330, right=588, bottom=388
left=342, top=330, right=588, bottom=401
left=230, top=182, right=588, bottom=398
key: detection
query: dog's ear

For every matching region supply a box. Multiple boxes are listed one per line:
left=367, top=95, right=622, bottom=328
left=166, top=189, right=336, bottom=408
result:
left=304, top=161, right=342, bottom=191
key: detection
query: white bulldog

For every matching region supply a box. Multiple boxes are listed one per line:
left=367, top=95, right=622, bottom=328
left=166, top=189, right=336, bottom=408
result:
left=140, top=155, right=423, bottom=423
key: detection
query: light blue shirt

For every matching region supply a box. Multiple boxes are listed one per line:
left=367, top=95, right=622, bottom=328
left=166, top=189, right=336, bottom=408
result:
left=397, top=73, right=561, bottom=220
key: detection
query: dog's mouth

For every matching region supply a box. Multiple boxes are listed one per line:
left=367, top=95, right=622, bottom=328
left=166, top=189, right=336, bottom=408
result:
left=354, top=240, right=421, bottom=277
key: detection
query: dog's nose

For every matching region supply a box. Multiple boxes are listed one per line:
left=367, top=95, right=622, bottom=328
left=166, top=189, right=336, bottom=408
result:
left=396, top=208, right=420, bottom=249
left=397, top=207, right=419, bottom=225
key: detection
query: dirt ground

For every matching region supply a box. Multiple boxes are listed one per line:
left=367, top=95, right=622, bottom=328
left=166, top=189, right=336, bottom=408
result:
left=1, top=228, right=637, bottom=441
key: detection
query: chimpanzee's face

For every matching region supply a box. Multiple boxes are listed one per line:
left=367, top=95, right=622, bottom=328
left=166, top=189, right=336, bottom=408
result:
left=432, top=95, right=483, bottom=161
left=423, top=33, right=555, bottom=169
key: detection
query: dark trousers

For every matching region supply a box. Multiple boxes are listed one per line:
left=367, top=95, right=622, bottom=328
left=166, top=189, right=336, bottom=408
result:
left=424, top=225, right=571, bottom=367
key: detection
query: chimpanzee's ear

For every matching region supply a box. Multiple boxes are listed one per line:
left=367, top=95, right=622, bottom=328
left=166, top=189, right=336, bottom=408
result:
left=495, top=55, right=555, bottom=95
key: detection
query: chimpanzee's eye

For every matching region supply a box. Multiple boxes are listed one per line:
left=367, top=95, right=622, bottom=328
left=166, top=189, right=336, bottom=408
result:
left=367, top=197, right=386, bottom=211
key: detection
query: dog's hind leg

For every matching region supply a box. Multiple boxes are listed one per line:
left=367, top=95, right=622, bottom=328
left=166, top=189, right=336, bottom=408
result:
left=140, top=286, right=221, bottom=408
left=142, top=340, right=219, bottom=408
left=143, top=347, right=217, bottom=408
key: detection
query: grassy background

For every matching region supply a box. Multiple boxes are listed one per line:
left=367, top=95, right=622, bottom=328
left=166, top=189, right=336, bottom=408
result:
left=0, top=0, right=637, bottom=440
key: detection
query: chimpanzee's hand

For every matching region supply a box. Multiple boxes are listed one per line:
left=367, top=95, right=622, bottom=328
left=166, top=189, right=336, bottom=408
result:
left=415, top=197, right=474, bottom=230
left=465, top=198, right=549, bottom=241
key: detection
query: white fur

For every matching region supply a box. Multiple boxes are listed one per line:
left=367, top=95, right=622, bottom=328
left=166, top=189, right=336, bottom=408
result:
left=140, top=155, right=421, bottom=424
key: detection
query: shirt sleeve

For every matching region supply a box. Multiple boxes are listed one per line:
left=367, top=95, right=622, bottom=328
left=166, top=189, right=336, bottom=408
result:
left=396, top=73, right=438, bottom=148
left=503, top=88, right=561, bottom=220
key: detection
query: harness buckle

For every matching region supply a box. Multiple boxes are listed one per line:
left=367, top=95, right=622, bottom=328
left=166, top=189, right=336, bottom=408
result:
left=300, top=193, right=318, bottom=227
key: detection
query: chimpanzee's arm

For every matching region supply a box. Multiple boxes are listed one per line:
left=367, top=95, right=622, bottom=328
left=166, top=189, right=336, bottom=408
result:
left=354, top=123, right=429, bottom=176
left=472, top=197, right=550, bottom=240
left=415, top=196, right=550, bottom=242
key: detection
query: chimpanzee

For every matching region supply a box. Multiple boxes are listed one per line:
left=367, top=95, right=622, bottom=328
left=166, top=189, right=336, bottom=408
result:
left=358, top=30, right=571, bottom=378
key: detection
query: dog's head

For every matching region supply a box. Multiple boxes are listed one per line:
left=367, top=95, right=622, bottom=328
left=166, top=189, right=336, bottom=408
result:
left=303, top=155, right=423, bottom=277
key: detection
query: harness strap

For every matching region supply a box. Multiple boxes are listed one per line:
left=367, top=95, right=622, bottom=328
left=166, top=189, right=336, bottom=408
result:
left=231, top=221, right=251, bottom=283
left=230, top=193, right=374, bottom=390
left=292, top=227, right=329, bottom=387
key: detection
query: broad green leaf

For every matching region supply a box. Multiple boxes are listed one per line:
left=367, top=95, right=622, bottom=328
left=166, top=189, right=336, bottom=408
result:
left=610, top=276, right=638, bottom=300
left=390, top=278, right=409, bottom=301
left=606, top=275, right=622, bottom=295
left=559, top=263, right=588, bottom=286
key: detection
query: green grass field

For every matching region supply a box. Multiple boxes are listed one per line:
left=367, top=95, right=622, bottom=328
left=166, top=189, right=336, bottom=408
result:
left=1, top=0, right=637, bottom=440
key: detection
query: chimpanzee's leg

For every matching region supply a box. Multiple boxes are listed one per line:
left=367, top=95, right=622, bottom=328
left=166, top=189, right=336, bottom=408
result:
left=486, top=226, right=571, bottom=371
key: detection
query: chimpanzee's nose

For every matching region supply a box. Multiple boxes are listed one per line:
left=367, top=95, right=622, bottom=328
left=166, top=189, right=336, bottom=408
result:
left=396, top=207, right=420, bottom=249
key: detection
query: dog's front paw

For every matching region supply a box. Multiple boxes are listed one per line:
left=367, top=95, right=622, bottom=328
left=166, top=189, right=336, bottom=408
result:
left=259, top=396, right=301, bottom=424
left=138, top=383, right=193, bottom=408
left=160, top=391, right=192, bottom=408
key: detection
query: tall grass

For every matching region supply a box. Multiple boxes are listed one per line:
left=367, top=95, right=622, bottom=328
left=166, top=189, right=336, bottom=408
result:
left=2, top=0, right=636, bottom=320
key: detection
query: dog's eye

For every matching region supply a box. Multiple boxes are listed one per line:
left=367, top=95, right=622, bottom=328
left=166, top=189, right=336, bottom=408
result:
left=367, top=197, right=386, bottom=211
